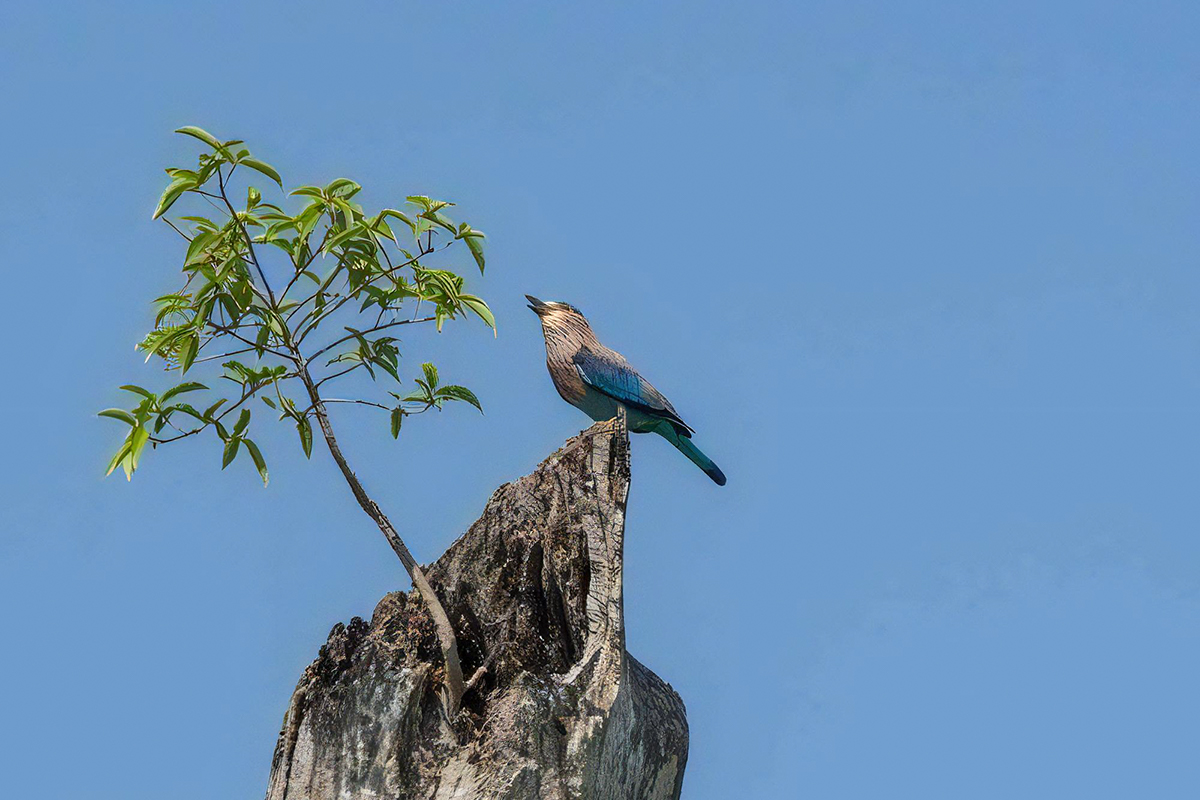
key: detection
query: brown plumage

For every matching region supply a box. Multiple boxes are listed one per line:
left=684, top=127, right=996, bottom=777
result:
left=537, top=305, right=590, bottom=404
left=526, top=295, right=726, bottom=485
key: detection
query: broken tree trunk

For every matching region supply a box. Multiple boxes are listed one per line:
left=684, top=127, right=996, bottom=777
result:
left=264, top=417, right=689, bottom=799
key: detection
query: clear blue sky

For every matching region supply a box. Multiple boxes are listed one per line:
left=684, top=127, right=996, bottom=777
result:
left=2, top=1, right=1198, bottom=797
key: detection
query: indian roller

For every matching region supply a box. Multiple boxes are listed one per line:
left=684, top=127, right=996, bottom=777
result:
left=526, top=295, right=726, bottom=486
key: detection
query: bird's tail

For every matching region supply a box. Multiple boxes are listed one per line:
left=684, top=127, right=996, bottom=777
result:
left=661, top=426, right=727, bottom=486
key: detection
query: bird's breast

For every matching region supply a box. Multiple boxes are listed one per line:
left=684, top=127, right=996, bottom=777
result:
left=547, top=357, right=588, bottom=405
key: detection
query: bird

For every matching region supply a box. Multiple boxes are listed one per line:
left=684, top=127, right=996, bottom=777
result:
left=526, top=295, right=726, bottom=486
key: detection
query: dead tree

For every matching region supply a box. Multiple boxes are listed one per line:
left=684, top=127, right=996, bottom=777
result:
left=265, top=416, right=689, bottom=799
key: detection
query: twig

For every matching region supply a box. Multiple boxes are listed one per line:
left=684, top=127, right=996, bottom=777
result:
left=292, top=242, right=446, bottom=343
left=205, top=322, right=297, bottom=362
left=308, top=317, right=436, bottom=362
left=312, top=362, right=363, bottom=390
left=321, top=398, right=391, bottom=411
left=163, top=219, right=193, bottom=242
left=149, top=376, right=293, bottom=444
left=218, top=166, right=277, bottom=307
left=193, top=346, right=258, bottom=365
left=280, top=228, right=333, bottom=302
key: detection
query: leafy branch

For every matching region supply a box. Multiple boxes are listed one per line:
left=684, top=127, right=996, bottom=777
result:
left=100, top=126, right=496, bottom=715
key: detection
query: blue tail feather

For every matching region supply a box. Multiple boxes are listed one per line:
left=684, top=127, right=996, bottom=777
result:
left=659, top=425, right=726, bottom=486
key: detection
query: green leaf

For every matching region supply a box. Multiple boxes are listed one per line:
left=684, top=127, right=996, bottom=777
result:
left=109, top=425, right=150, bottom=481
left=297, top=418, right=313, bottom=458
left=375, top=359, right=401, bottom=383
left=105, top=441, right=131, bottom=477
left=367, top=215, right=397, bottom=244
left=139, top=326, right=183, bottom=363
left=153, top=177, right=194, bottom=219
left=175, top=125, right=224, bottom=150
left=247, top=186, right=261, bottom=207
left=233, top=408, right=251, bottom=435
left=265, top=238, right=296, bottom=256
left=127, top=425, right=150, bottom=475
left=330, top=197, right=358, bottom=226
left=412, top=216, right=435, bottom=238
left=119, top=385, right=155, bottom=399
left=98, top=408, right=138, bottom=426
left=178, top=332, right=199, bottom=373
left=324, top=223, right=363, bottom=252
left=203, top=398, right=227, bottom=419
left=254, top=324, right=271, bottom=357
left=427, top=209, right=458, bottom=235
left=184, top=230, right=218, bottom=265
left=421, top=362, right=439, bottom=389
left=460, top=295, right=496, bottom=334
left=168, top=403, right=206, bottom=422
left=260, top=396, right=277, bottom=409
left=380, top=208, right=415, bottom=233
left=464, top=230, right=486, bottom=273
left=325, top=178, right=361, bottom=198
left=160, top=381, right=208, bottom=404
left=241, top=157, right=282, bottom=187
left=390, top=407, right=403, bottom=439
left=222, top=438, right=240, bottom=469
left=243, top=439, right=269, bottom=486
left=436, top=385, right=483, bottom=413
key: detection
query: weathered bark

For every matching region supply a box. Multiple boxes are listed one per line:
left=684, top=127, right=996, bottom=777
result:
left=264, top=417, right=689, bottom=800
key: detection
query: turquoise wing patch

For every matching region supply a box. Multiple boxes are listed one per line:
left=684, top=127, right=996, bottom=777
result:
left=572, top=347, right=693, bottom=434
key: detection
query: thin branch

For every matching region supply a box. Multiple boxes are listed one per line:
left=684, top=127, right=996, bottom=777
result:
left=149, top=375, right=293, bottom=444
left=312, top=362, right=363, bottom=390
left=218, top=166, right=277, bottom=307
left=199, top=193, right=227, bottom=216
left=280, top=228, right=333, bottom=301
left=163, top=218, right=193, bottom=242
left=370, top=240, right=450, bottom=287
left=297, top=397, right=433, bottom=418
left=308, top=317, right=436, bottom=362
left=373, top=243, right=394, bottom=328
left=321, top=398, right=391, bottom=411
left=284, top=246, right=365, bottom=332
left=285, top=249, right=355, bottom=326
left=284, top=289, right=340, bottom=330
left=377, top=238, right=395, bottom=271
left=292, top=243, right=444, bottom=342
left=193, top=346, right=258, bottom=365
left=205, top=322, right=297, bottom=362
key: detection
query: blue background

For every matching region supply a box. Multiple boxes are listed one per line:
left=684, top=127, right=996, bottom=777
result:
left=2, top=1, right=1198, bottom=797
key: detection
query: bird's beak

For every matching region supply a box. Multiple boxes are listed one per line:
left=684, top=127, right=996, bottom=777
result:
left=525, top=294, right=547, bottom=314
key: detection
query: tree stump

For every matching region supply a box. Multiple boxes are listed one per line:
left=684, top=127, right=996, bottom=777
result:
left=264, top=418, right=689, bottom=799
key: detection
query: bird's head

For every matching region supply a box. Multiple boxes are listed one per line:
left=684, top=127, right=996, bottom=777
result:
left=525, top=295, right=590, bottom=330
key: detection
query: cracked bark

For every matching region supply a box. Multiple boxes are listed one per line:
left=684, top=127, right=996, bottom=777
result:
left=264, top=416, right=689, bottom=800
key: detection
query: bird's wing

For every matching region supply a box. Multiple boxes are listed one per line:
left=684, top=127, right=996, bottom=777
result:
left=572, top=346, right=694, bottom=435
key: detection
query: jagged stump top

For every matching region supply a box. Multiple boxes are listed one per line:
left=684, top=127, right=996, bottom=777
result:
left=266, top=420, right=688, bottom=800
